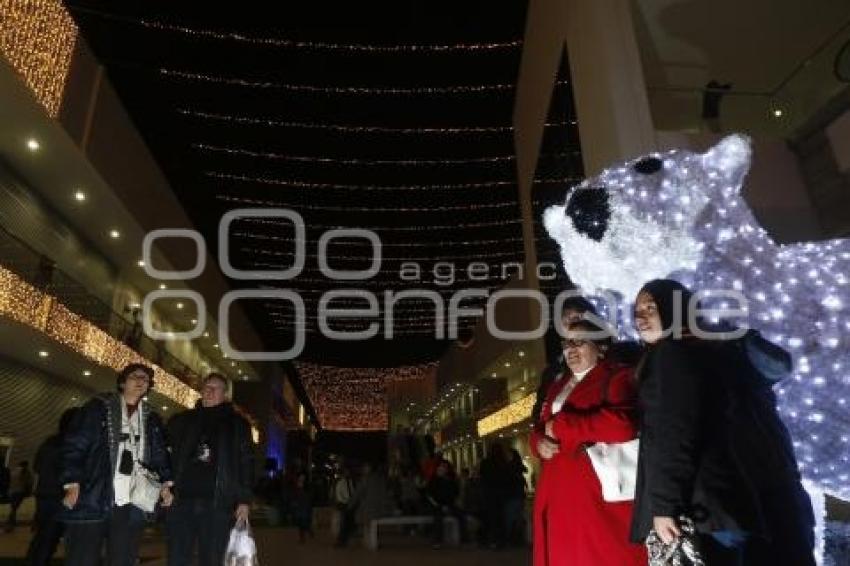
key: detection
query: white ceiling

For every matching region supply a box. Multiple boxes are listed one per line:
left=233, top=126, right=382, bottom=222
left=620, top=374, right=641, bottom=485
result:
left=634, top=0, right=850, bottom=92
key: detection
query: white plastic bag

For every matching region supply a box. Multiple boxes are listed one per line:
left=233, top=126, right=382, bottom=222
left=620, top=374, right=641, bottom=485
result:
left=224, top=519, right=258, bottom=566
left=585, top=438, right=639, bottom=502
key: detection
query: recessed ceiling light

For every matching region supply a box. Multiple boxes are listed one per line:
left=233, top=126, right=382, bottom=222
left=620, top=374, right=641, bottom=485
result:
left=203, top=332, right=209, bottom=338
left=26, top=138, right=40, bottom=151
left=230, top=362, right=236, bottom=367
left=74, top=190, right=86, bottom=202
left=38, top=350, right=49, bottom=358
left=191, top=319, right=197, bottom=325
left=82, top=370, right=91, bottom=376
left=213, top=343, right=219, bottom=349
left=773, top=108, right=783, bottom=118
left=137, top=260, right=145, bottom=267
left=161, top=405, right=168, bottom=411
left=109, top=229, right=120, bottom=239
left=159, top=284, right=167, bottom=290
left=504, top=362, right=511, bottom=368
left=518, top=351, right=525, bottom=357
left=176, top=302, right=184, bottom=309
left=491, top=372, right=497, bottom=378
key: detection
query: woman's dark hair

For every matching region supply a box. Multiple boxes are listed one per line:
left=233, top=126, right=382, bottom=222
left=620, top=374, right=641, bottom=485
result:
left=566, top=318, right=614, bottom=352
left=561, top=295, right=597, bottom=316
left=116, top=363, right=154, bottom=392
left=636, top=279, right=697, bottom=340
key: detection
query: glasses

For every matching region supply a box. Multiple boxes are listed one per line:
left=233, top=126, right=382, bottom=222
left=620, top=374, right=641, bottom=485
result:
left=563, top=339, right=591, bottom=349
left=126, top=374, right=151, bottom=383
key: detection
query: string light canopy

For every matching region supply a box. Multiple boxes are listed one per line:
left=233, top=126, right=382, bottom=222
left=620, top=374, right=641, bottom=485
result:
left=67, top=2, right=581, bottom=402
left=296, top=362, right=437, bottom=430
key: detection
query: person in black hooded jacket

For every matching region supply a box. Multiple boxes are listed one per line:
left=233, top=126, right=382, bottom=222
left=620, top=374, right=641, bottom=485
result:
left=629, top=279, right=814, bottom=565
left=166, top=373, right=254, bottom=566
left=26, top=407, right=79, bottom=566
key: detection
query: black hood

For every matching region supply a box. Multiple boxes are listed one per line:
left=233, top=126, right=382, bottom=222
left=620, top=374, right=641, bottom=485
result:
left=637, top=278, right=697, bottom=340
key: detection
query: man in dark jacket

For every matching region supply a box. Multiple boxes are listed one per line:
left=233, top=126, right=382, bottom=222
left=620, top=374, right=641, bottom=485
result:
left=4, top=460, right=33, bottom=531
left=26, top=408, right=79, bottom=565
left=167, top=373, right=254, bottom=566
left=60, top=363, right=173, bottom=566
left=426, top=460, right=466, bottom=548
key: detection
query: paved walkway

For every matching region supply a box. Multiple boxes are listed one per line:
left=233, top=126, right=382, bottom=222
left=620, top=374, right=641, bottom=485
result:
left=0, top=520, right=529, bottom=566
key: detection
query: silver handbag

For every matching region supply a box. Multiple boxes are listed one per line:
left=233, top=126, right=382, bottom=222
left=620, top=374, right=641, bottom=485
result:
left=129, top=464, right=162, bottom=513
left=646, top=516, right=705, bottom=566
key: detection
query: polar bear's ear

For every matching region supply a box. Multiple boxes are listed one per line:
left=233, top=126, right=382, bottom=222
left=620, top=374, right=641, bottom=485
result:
left=701, top=134, right=753, bottom=185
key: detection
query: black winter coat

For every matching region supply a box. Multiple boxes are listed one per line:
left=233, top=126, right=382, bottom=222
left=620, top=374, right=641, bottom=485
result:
left=630, top=338, right=807, bottom=541
left=60, top=393, right=172, bottom=522
left=167, top=403, right=254, bottom=510
left=34, top=435, right=63, bottom=500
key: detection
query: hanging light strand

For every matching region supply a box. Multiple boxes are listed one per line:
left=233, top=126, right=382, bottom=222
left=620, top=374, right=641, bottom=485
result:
left=236, top=233, right=526, bottom=247
left=160, top=68, right=569, bottom=95
left=217, top=195, right=532, bottom=212
left=209, top=172, right=575, bottom=191
left=241, top=248, right=524, bottom=261
left=143, top=20, right=522, bottom=52
left=67, top=8, right=523, bottom=53
left=178, top=108, right=576, bottom=133
left=240, top=217, right=522, bottom=231
left=193, top=143, right=580, bottom=166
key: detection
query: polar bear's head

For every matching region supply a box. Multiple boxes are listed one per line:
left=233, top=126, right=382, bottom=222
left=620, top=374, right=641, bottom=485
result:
left=543, top=134, right=754, bottom=299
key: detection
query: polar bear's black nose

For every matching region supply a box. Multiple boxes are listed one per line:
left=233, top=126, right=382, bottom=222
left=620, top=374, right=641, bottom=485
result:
left=565, top=187, right=610, bottom=241
left=634, top=156, right=663, bottom=175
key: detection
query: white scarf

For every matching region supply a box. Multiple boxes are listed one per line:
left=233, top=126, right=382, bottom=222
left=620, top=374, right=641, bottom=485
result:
left=551, top=364, right=596, bottom=414
left=113, top=397, right=145, bottom=506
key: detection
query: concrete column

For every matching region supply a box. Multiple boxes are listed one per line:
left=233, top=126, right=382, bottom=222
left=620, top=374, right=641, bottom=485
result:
left=565, top=0, right=657, bottom=175
left=515, top=0, right=657, bottom=178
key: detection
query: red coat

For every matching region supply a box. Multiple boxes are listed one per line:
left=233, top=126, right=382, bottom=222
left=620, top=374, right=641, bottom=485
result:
left=530, top=360, right=646, bottom=566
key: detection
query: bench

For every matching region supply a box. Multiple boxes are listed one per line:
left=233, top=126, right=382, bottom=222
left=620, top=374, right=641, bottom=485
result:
left=365, top=515, right=460, bottom=550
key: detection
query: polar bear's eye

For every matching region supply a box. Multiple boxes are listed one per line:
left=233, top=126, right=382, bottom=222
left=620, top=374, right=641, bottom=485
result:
left=634, top=157, right=663, bottom=175
left=565, top=187, right=610, bottom=241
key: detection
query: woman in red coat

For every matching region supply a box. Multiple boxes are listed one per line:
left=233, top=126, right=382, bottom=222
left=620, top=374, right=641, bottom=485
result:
left=530, top=319, right=646, bottom=566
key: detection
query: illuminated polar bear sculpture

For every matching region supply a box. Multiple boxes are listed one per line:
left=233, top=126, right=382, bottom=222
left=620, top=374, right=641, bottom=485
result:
left=543, top=134, right=850, bottom=504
